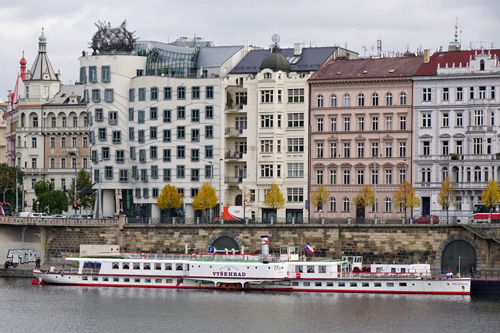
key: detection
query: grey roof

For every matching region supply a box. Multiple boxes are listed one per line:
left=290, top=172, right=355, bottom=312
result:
left=46, top=85, right=85, bottom=105
left=28, top=31, right=59, bottom=82
left=197, top=46, right=244, bottom=69
left=231, top=46, right=338, bottom=74
left=135, top=41, right=199, bottom=55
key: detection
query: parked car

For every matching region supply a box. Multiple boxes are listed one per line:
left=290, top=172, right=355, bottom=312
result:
left=67, top=214, right=83, bottom=219
left=50, top=214, right=65, bottom=218
left=414, top=215, right=439, bottom=224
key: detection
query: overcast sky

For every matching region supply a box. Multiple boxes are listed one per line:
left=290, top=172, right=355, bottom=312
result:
left=1, top=0, right=499, bottom=101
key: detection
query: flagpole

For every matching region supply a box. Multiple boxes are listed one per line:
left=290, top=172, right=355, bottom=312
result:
left=300, top=234, right=303, bottom=260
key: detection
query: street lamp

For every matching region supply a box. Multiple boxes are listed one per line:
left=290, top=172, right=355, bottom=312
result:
left=209, top=161, right=213, bottom=222
left=219, top=158, right=223, bottom=220
left=69, top=153, right=78, bottom=214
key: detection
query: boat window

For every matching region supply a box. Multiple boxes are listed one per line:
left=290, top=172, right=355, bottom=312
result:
left=176, top=264, right=183, bottom=271
left=338, top=282, right=345, bottom=287
left=155, top=263, right=162, bottom=270
left=401, top=268, right=406, bottom=273
left=112, top=262, right=119, bottom=269
left=386, top=282, right=394, bottom=287
left=165, top=263, right=172, bottom=270
left=124, top=278, right=130, bottom=282
left=186, top=264, right=189, bottom=271
left=103, top=277, right=109, bottom=282
left=134, top=278, right=140, bottom=283
left=303, top=282, right=310, bottom=286
left=315, top=282, right=322, bottom=287
left=374, top=282, right=382, bottom=287
left=376, top=267, right=382, bottom=273
left=327, top=282, right=334, bottom=287
left=399, top=282, right=407, bottom=287
left=144, top=263, right=151, bottom=270
left=113, top=278, right=119, bottom=282
left=122, top=263, right=129, bottom=270
left=133, top=263, right=141, bottom=270
left=391, top=268, right=396, bottom=273
left=350, top=282, right=357, bottom=287
left=319, top=266, right=326, bottom=273
left=292, top=282, right=299, bottom=286
left=307, top=266, right=315, bottom=273
left=92, top=277, right=98, bottom=281
left=82, top=276, right=88, bottom=281
left=362, top=282, right=369, bottom=287
left=166, top=279, right=173, bottom=284
left=145, top=278, right=151, bottom=283
left=295, top=266, right=303, bottom=273
left=155, top=279, right=162, bottom=283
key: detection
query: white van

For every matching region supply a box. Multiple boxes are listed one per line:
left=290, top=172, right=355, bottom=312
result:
left=19, top=212, right=31, bottom=217
left=19, top=212, right=49, bottom=218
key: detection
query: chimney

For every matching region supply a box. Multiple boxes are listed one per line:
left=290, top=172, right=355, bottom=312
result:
left=260, top=235, right=269, bottom=256
left=294, top=43, right=303, bottom=56
left=424, top=49, right=430, bottom=64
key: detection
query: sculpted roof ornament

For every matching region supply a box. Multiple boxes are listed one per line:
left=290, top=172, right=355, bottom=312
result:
left=90, top=20, right=137, bottom=53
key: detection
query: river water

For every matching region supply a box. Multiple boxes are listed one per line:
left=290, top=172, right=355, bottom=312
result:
left=1, top=277, right=499, bottom=333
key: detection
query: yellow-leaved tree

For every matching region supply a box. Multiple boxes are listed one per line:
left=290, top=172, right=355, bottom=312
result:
left=264, top=184, right=285, bottom=209
left=192, top=182, right=218, bottom=221
left=353, top=185, right=375, bottom=218
left=437, top=176, right=455, bottom=223
left=481, top=179, right=500, bottom=223
left=393, top=180, right=421, bottom=223
left=310, top=185, right=329, bottom=212
left=157, top=184, right=184, bottom=219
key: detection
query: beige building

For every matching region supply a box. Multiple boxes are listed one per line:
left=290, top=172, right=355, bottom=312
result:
left=308, top=56, right=423, bottom=221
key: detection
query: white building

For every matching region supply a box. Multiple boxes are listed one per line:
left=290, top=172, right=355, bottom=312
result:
left=80, top=38, right=248, bottom=219
left=224, top=42, right=356, bottom=222
left=413, top=48, right=500, bottom=222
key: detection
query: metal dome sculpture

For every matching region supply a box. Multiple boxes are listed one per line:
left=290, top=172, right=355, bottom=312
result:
left=90, top=20, right=137, bottom=53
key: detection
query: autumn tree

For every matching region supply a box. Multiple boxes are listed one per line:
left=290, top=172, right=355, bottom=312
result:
left=192, top=182, right=218, bottom=221
left=353, top=185, right=375, bottom=218
left=481, top=179, right=500, bottom=223
left=393, top=180, right=421, bottom=223
left=437, top=176, right=455, bottom=223
left=157, top=184, right=184, bottom=219
left=263, top=184, right=285, bottom=222
left=310, top=185, right=329, bottom=212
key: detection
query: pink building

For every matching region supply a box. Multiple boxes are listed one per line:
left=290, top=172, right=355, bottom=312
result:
left=308, top=56, right=423, bottom=221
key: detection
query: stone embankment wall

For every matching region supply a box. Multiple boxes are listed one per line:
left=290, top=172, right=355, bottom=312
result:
left=43, top=225, right=500, bottom=269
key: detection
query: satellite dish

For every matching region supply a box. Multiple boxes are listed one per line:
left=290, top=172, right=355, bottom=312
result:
left=272, top=34, right=280, bottom=45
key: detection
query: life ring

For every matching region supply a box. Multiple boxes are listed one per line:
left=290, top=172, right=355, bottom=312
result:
left=296, top=273, right=301, bottom=279
left=302, top=255, right=306, bottom=261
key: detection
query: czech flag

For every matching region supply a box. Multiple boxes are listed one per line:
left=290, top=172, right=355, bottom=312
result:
left=305, top=244, right=314, bottom=253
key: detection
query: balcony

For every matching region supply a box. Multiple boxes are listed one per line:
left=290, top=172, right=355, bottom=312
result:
left=225, top=127, right=245, bottom=137
left=466, top=125, right=494, bottom=132
left=225, top=176, right=244, bottom=185
left=225, top=151, right=245, bottom=161
left=225, top=104, right=247, bottom=113
left=25, top=168, right=48, bottom=175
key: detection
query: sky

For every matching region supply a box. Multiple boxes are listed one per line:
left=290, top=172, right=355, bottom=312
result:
left=1, top=0, right=499, bottom=101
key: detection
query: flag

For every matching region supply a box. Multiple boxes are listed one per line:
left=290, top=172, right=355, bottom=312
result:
left=305, top=244, right=314, bottom=253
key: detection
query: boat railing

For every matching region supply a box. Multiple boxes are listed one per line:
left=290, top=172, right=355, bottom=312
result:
left=122, top=252, right=282, bottom=262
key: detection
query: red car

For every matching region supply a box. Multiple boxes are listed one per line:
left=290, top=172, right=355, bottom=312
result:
left=414, top=215, right=439, bottom=224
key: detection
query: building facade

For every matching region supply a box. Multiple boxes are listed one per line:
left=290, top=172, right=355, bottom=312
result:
left=413, top=48, right=500, bottom=222
left=12, top=30, right=89, bottom=213
left=224, top=43, right=357, bottom=222
left=308, top=56, right=423, bottom=221
left=81, top=38, right=248, bottom=219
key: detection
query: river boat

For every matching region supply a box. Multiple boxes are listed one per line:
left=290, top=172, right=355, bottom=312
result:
left=32, top=236, right=470, bottom=295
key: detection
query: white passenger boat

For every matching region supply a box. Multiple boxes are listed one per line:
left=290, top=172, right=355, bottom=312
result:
left=32, top=236, right=470, bottom=295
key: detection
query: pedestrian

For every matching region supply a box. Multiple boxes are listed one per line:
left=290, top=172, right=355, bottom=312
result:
left=35, top=257, right=41, bottom=269
left=470, top=267, right=475, bottom=278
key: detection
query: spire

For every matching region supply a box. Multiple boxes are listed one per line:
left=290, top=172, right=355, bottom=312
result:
left=28, top=28, right=59, bottom=81
left=448, top=18, right=461, bottom=51
left=20, top=51, right=27, bottom=80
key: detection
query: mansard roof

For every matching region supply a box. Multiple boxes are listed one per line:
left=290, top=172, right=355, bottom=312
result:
left=309, top=56, right=424, bottom=82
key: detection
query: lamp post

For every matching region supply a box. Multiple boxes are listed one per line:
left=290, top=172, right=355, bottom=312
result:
left=219, top=158, right=223, bottom=220
left=209, top=161, right=213, bottom=222
left=69, top=153, right=78, bottom=214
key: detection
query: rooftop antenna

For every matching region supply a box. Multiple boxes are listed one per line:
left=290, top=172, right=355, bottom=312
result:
left=377, top=38, right=382, bottom=57
left=362, top=46, right=367, bottom=57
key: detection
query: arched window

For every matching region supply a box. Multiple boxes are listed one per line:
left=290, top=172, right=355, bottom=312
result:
left=263, top=72, right=272, bottom=79
left=386, top=93, right=393, bottom=106
left=21, top=113, right=25, bottom=127
left=330, top=197, right=336, bottom=212
left=358, top=93, right=364, bottom=106
left=317, top=95, right=324, bottom=108
left=442, top=167, right=448, bottom=181
left=400, top=92, right=407, bottom=105
left=467, top=167, right=471, bottom=182
left=343, top=197, right=350, bottom=212
left=385, top=198, right=392, bottom=212
left=480, top=59, right=485, bottom=71
left=343, top=94, right=350, bottom=107
left=474, top=166, right=481, bottom=182
left=372, top=93, right=379, bottom=106
left=330, top=94, right=337, bottom=107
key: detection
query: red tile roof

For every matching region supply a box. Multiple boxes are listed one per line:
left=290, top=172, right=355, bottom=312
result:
left=415, top=49, right=500, bottom=76
left=309, top=56, right=424, bottom=82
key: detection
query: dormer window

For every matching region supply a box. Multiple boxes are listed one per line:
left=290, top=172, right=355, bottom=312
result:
left=264, top=72, right=272, bottom=79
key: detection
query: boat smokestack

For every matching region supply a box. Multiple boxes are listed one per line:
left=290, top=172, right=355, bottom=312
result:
left=260, top=235, right=269, bottom=256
